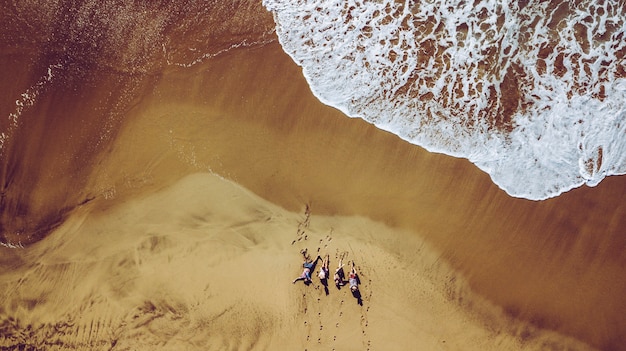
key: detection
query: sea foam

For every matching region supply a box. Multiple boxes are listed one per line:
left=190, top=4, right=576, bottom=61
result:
left=263, top=0, right=626, bottom=200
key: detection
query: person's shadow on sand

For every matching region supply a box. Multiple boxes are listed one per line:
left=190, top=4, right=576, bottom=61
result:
left=321, top=275, right=330, bottom=295
left=351, top=288, right=363, bottom=305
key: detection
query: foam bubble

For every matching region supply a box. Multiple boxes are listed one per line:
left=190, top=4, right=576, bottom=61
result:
left=264, top=0, right=626, bottom=199
left=1, top=64, right=61, bottom=157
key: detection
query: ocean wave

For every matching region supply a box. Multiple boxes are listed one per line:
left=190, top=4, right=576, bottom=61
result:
left=263, top=0, right=626, bottom=199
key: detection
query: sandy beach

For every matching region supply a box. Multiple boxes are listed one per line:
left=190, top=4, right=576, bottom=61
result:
left=1, top=4, right=626, bottom=350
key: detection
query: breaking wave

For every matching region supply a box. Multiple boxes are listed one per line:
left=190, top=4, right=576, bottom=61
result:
left=263, top=0, right=626, bottom=199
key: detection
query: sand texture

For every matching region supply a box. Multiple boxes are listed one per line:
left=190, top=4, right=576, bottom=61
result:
left=0, top=173, right=599, bottom=350
left=1, top=2, right=626, bottom=350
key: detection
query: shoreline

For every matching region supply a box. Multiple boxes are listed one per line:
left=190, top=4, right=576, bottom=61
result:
left=85, top=41, right=626, bottom=349
left=0, top=40, right=624, bottom=350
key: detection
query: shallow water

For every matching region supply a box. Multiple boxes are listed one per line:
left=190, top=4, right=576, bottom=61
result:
left=1, top=1, right=625, bottom=350
left=0, top=0, right=275, bottom=245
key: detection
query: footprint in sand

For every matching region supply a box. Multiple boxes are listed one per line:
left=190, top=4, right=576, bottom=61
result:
left=293, top=207, right=311, bottom=245
left=323, top=234, right=332, bottom=248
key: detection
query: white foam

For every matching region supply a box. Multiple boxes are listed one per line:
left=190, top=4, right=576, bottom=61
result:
left=1, top=64, right=61, bottom=157
left=264, top=0, right=626, bottom=200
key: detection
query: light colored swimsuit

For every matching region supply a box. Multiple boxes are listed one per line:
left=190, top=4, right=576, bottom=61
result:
left=349, top=273, right=358, bottom=289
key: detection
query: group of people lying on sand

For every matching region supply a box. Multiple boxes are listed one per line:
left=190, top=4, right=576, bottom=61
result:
left=293, top=253, right=360, bottom=293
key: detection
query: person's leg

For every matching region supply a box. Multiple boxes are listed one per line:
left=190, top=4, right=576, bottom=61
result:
left=294, top=268, right=309, bottom=283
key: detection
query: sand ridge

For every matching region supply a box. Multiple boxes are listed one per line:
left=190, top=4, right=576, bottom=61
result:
left=0, top=172, right=598, bottom=350
left=1, top=26, right=624, bottom=351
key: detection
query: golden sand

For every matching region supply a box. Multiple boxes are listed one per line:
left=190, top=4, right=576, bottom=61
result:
left=0, top=171, right=597, bottom=350
left=1, top=25, right=625, bottom=351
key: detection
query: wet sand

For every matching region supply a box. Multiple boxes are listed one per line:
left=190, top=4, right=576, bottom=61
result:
left=1, top=6, right=626, bottom=350
left=102, top=42, right=624, bottom=350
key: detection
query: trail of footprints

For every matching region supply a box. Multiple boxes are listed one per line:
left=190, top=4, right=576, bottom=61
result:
left=303, top=278, right=372, bottom=351
left=292, top=204, right=311, bottom=245
left=294, top=205, right=372, bottom=350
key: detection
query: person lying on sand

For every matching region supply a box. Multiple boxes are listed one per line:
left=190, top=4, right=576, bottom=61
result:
left=293, top=254, right=321, bottom=284
left=349, top=261, right=359, bottom=292
left=334, top=258, right=346, bottom=288
left=318, top=254, right=330, bottom=281
left=348, top=261, right=363, bottom=305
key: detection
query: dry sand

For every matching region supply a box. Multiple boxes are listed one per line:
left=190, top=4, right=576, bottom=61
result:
left=1, top=38, right=625, bottom=351
left=0, top=172, right=595, bottom=350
